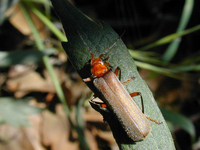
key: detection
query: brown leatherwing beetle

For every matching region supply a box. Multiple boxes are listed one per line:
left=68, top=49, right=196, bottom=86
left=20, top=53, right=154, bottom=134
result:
left=78, top=31, right=161, bottom=141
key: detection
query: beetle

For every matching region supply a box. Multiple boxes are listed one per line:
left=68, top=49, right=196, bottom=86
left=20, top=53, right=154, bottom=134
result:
left=78, top=31, right=161, bottom=141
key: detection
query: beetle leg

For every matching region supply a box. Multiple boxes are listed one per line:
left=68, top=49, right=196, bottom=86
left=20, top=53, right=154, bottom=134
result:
left=102, top=31, right=125, bottom=55
left=121, top=76, right=135, bottom=85
left=83, top=77, right=94, bottom=82
left=114, top=67, right=121, bottom=80
left=144, top=114, right=162, bottom=124
left=114, top=67, right=120, bottom=76
left=130, top=92, right=162, bottom=124
left=89, top=96, right=108, bottom=110
left=114, top=67, right=135, bottom=84
left=90, top=94, right=96, bottom=101
left=105, top=60, right=111, bottom=67
left=130, top=92, right=144, bottom=113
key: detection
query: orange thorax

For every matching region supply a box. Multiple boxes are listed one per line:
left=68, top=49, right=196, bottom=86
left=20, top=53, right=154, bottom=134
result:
left=91, top=58, right=108, bottom=77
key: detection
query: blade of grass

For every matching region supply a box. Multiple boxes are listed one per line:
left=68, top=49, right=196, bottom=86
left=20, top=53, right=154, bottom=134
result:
left=162, top=0, right=194, bottom=63
left=129, top=49, right=164, bottom=65
left=20, top=2, right=90, bottom=150
left=172, top=64, right=200, bottom=72
left=134, top=60, right=178, bottom=78
left=160, top=106, right=195, bottom=143
left=28, top=0, right=51, bottom=16
left=28, top=0, right=49, bottom=4
left=179, top=52, right=200, bottom=65
left=25, top=1, right=67, bottom=43
left=75, top=95, right=89, bottom=150
left=135, top=60, right=200, bottom=79
left=139, top=24, right=200, bottom=51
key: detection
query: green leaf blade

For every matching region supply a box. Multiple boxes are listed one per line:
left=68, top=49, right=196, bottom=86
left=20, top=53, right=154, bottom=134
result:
left=0, top=97, right=43, bottom=127
left=51, top=0, right=176, bottom=149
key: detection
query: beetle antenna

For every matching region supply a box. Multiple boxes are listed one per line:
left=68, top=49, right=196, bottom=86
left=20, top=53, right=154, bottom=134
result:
left=100, top=31, right=125, bottom=58
left=77, top=31, right=91, bottom=53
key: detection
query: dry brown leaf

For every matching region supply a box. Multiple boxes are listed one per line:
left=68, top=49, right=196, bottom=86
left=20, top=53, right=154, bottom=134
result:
left=6, top=62, right=90, bottom=105
left=0, top=73, right=7, bottom=89
left=41, top=110, right=79, bottom=150
left=45, top=92, right=55, bottom=102
left=22, top=115, right=46, bottom=150
left=84, top=105, right=118, bottom=149
left=84, top=106, right=105, bottom=123
left=61, top=73, right=91, bottom=107
left=8, top=64, right=37, bottom=78
left=6, top=4, right=49, bottom=39
left=84, top=129, right=99, bottom=150
left=6, top=70, right=55, bottom=98
left=92, top=128, right=117, bottom=149
left=0, top=124, right=45, bottom=150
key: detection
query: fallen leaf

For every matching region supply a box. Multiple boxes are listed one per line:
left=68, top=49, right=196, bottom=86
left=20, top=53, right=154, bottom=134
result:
left=6, top=70, right=55, bottom=98
left=7, top=4, right=49, bottom=39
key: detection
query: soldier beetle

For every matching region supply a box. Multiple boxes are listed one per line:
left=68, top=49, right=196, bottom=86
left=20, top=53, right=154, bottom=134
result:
left=78, top=31, right=161, bottom=141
